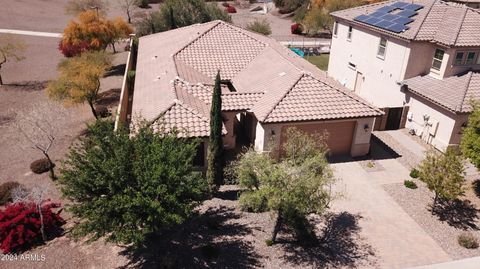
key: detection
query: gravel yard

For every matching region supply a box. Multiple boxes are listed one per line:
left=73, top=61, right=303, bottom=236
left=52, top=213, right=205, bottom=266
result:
left=384, top=180, right=480, bottom=260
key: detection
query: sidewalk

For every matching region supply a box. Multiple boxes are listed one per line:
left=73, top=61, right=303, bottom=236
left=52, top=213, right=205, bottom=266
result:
left=405, top=256, right=480, bottom=269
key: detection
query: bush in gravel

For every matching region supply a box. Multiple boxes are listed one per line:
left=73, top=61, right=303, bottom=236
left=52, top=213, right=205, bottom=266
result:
left=0, top=202, right=65, bottom=253
left=410, top=168, right=419, bottom=178
left=94, top=105, right=109, bottom=118
left=246, top=19, right=272, bottom=36
left=30, top=158, right=55, bottom=174
left=404, top=180, right=418, bottom=189
left=458, top=232, right=479, bottom=249
left=239, top=191, right=268, bottom=212
left=0, top=182, right=23, bottom=205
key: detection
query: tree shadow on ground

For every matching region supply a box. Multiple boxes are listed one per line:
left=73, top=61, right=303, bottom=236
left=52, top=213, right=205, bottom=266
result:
left=282, top=212, right=376, bottom=268
left=432, top=199, right=480, bottom=230
left=2, top=81, right=47, bottom=91
left=473, top=180, right=480, bottom=198
left=118, top=206, right=261, bottom=269
left=96, top=88, right=121, bottom=107
left=104, top=64, right=126, bottom=77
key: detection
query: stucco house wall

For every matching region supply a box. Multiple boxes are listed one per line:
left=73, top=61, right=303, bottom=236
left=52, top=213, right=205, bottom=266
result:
left=405, top=93, right=468, bottom=151
left=254, top=117, right=375, bottom=157
left=328, top=22, right=411, bottom=108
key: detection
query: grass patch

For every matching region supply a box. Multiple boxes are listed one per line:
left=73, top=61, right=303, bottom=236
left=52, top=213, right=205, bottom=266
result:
left=305, top=54, right=330, bottom=71
left=404, top=180, right=418, bottom=189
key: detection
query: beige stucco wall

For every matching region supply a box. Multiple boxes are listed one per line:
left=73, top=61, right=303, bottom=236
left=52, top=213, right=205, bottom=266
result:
left=222, top=111, right=239, bottom=149
left=254, top=117, right=375, bottom=157
left=328, top=22, right=411, bottom=108
left=405, top=93, right=468, bottom=151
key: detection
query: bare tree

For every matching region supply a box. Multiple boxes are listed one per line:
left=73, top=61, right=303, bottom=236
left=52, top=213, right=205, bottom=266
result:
left=13, top=101, right=68, bottom=179
left=12, top=185, right=50, bottom=242
left=119, top=0, right=140, bottom=23
left=0, top=34, right=26, bottom=85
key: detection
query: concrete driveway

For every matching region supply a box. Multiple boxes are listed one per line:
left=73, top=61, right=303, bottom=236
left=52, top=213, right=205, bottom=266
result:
left=331, top=161, right=451, bottom=268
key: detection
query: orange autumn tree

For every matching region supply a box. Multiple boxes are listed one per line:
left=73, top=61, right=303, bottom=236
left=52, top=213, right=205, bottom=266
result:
left=59, top=10, right=132, bottom=57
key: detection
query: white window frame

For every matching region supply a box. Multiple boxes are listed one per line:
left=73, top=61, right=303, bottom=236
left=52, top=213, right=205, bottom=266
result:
left=431, top=48, right=445, bottom=71
left=347, top=26, right=353, bottom=41
left=377, top=37, right=387, bottom=59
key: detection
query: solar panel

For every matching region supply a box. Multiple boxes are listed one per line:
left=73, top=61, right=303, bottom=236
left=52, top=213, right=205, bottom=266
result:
left=391, top=1, right=409, bottom=8
left=386, top=23, right=407, bottom=33
left=352, top=1, right=423, bottom=33
left=403, top=3, right=423, bottom=11
left=354, top=14, right=370, bottom=22
left=380, top=13, right=400, bottom=21
left=375, top=20, right=395, bottom=28
left=396, top=9, right=417, bottom=17
left=392, top=17, right=414, bottom=25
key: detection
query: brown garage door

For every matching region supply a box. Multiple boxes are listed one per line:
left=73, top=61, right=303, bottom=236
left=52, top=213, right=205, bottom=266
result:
left=280, top=121, right=356, bottom=156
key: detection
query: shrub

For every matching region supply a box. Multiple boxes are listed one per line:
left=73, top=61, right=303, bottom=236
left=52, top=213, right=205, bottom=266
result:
left=404, top=180, right=418, bottom=189
left=410, top=168, right=419, bottom=178
left=265, top=239, right=273, bottom=246
left=291, top=23, right=303, bottom=35
left=239, top=191, right=268, bottom=212
left=0, top=182, right=23, bottom=205
left=226, top=6, right=236, bottom=13
left=30, top=158, right=54, bottom=174
left=246, top=19, right=272, bottom=36
left=138, top=0, right=149, bottom=8
left=0, top=202, right=65, bottom=253
left=222, top=2, right=230, bottom=7
left=58, top=40, right=90, bottom=57
left=94, top=105, right=109, bottom=118
left=458, top=232, right=479, bottom=249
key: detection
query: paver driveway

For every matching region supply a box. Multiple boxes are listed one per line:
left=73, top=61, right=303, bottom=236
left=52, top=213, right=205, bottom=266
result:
left=331, top=161, right=451, bottom=269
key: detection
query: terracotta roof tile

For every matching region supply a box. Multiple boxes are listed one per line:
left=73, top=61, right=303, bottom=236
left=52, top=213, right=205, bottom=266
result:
left=404, top=71, right=480, bottom=113
left=332, top=0, right=480, bottom=47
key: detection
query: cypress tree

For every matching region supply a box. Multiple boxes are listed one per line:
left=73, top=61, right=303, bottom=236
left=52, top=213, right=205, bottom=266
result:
left=207, top=71, right=224, bottom=192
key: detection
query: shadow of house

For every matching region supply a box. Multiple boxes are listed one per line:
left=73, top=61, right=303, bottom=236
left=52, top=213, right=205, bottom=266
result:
left=282, top=212, right=376, bottom=268
left=3, top=80, right=47, bottom=91
left=119, top=206, right=261, bottom=269
left=96, top=88, right=121, bottom=107
left=433, top=199, right=480, bottom=230
left=473, top=180, right=480, bottom=198
left=328, top=135, right=401, bottom=164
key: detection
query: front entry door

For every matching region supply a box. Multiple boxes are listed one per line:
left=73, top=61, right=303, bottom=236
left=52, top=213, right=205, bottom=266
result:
left=385, top=107, right=404, bottom=130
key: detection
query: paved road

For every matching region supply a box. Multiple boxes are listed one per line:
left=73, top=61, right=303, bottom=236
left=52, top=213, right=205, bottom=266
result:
left=332, top=161, right=451, bottom=268
left=0, top=29, right=62, bottom=38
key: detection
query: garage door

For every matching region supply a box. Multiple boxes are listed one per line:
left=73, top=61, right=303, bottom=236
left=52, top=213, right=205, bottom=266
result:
left=280, top=121, right=356, bottom=156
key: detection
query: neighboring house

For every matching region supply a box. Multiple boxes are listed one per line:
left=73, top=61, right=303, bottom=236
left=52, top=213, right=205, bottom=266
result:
left=329, top=0, right=480, bottom=151
left=449, top=0, right=480, bottom=9
left=120, top=21, right=382, bottom=167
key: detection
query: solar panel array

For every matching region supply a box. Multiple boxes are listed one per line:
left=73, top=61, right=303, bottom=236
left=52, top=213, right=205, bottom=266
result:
left=354, top=1, right=424, bottom=33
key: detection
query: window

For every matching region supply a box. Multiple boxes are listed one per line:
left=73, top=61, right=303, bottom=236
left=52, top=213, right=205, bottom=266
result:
left=377, top=37, right=387, bottom=58
left=333, top=21, right=338, bottom=36
left=454, top=52, right=465, bottom=65
left=466, top=52, right=476, bottom=65
left=348, top=62, right=356, bottom=70
left=431, top=49, right=445, bottom=71
left=347, top=26, right=353, bottom=40
left=477, top=53, right=480, bottom=65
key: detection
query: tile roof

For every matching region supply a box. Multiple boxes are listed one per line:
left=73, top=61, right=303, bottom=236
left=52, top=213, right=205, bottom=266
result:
left=331, top=0, right=480, bottom=47
left=132, top=21, right=382, bottom=138
left=264, top=74, right=383, bottom=123
left=404, top=71, right=480, bottom=113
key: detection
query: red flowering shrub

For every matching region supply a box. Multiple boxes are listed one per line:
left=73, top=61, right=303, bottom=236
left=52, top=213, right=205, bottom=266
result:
left=0, top=202, right=65, bottom=253
left=226, top=6, right=236, bottom=13
left=58, top=40, right=90, bottom=57
left=291, top=23, right=303, bottom=35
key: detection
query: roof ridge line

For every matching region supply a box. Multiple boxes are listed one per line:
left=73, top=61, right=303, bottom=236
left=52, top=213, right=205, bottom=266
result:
left=458, top=71, right=473, bottom=112
left=412, top=0, right=438, bottom=40
left=308, top=74, right=382, bottom=113
left=171, top=21, right=221, bottom=58
left=261, top=73, right=305, bottom=122
left=453, top=6, right=469, bottom=46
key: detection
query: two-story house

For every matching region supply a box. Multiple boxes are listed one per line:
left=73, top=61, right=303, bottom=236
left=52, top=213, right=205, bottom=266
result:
left=328, top=0, right=480, bottom=151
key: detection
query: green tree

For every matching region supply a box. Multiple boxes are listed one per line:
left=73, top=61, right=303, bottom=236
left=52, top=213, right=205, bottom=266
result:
left=461, top=103, right=480, bottom=170
left=0, top=34, right=26, bottom=85
left=59, top=120, right=206, bottom=246
left=47, top=51, right=112, bottom=119
left=246, top=19, right=272, bottom=36
left=418, top=149, right=466, bottom=212
left=135, top=0, right=231, bottom=36
left=207, top=71, right=224, bottom=192
left=236, top=128, right=335, bottom=244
